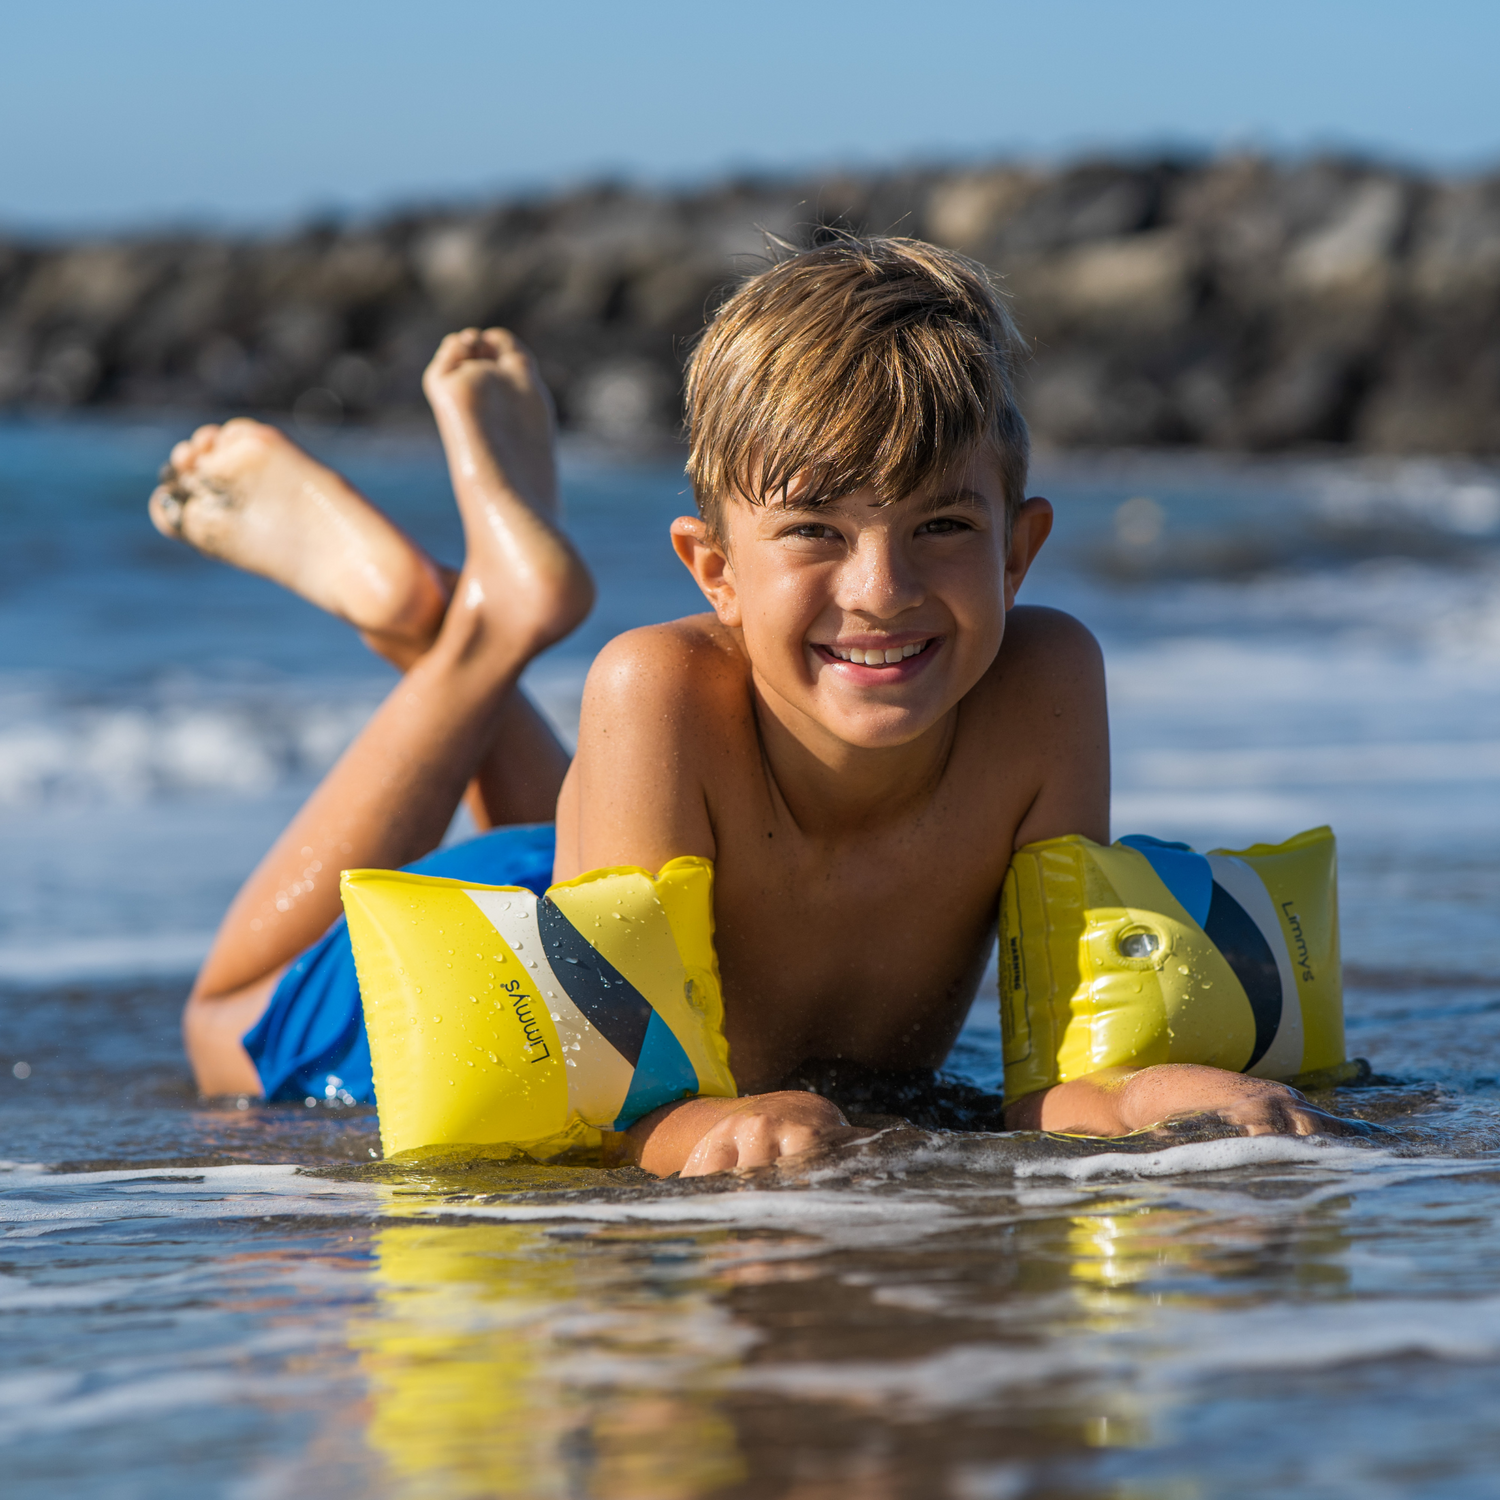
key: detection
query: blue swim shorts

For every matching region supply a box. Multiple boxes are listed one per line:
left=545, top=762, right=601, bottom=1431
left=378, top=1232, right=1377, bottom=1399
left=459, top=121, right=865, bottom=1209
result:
left=242, top=822, right=557, bottom=1105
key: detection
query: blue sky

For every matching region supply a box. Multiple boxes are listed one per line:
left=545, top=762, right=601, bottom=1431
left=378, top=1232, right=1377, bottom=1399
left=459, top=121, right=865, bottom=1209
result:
left=5, top=0, right=1498, bottom=232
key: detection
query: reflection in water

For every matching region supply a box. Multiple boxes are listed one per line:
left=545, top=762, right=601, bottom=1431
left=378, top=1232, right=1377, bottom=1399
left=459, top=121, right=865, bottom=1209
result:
left=351, top=1219, right=746, bottom=1498
left=1059, top=1196, right=1355, bottom=1459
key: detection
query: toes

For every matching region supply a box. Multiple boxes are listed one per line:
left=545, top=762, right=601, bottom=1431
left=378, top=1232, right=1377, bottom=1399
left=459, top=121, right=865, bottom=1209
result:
left=168, top=424, right=221, bottom=475
left=148, top=486, right=186, bottom=539
left=483, top=326, right=521, bottom=351
left=484, top=328, right=532, bottom=373
left=424, top=331, right=476, bottom=380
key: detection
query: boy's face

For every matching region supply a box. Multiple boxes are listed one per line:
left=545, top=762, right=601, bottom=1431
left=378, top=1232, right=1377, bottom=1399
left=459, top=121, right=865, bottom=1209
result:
left=673, top=449, right=1053, bottom=753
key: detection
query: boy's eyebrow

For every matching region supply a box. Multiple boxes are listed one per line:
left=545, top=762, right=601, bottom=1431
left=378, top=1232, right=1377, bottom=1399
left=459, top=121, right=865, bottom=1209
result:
left=770, top=486, right=990, bottom=516
left=915, top=487, right=988, bottom=513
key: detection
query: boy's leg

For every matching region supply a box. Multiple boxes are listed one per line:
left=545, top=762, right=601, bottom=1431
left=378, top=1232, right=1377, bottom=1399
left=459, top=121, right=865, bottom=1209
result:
left=166, top=331, right=591, bottom=1092
left=151, top=369, right=569, bottom=830
left=151, top=415, right=452, bottom=661
left=425, top=328, right=582, bottom=830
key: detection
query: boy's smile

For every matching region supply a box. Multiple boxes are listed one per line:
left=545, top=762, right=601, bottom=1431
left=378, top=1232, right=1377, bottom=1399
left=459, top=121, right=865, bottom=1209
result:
left=813, top=632, right=937, bottom=677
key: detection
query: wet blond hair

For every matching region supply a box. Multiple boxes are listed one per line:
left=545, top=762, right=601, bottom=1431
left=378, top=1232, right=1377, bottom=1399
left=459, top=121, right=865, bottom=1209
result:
left=685, top=235, right=1029, bottom=538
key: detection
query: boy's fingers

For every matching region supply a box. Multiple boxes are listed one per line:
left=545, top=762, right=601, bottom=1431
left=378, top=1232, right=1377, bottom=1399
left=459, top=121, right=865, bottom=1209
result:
left=1227, top=1098, right=1369, bottom=1139
left=679, top=1101, right=857, bottom=1179
left=683, top=1112, right=771, bottom=1175
left=681, top=1133, right=739, bottom=1177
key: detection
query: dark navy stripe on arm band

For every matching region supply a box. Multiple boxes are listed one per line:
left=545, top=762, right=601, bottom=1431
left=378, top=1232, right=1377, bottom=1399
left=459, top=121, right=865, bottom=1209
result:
left=1203, top=881, right=1284, bottom=1071
left=536, top=895, right=654, bottom=1065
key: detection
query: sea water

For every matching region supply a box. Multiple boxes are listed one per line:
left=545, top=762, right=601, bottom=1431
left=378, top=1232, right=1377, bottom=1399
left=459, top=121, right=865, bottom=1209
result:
left=2, top=416, right=1499, bottom=1498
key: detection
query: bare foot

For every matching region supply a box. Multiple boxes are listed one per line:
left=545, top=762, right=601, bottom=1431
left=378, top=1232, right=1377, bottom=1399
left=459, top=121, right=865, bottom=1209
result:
left=149, top=419, right=450, bottom=663
left=423, top=329, right=594, bottom=653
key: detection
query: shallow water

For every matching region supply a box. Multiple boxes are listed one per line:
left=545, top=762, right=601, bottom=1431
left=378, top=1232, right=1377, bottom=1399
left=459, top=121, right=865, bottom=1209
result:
left=3, top=418, right=1500, bottom=1497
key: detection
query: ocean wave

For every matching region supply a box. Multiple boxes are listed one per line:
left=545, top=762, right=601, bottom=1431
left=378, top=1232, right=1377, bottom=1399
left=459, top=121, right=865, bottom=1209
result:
left=0, top=683, right=378, bottom=810
left=1116, top=555, right=1500, bottom=662
left=0, top=660, right=588, bottom=812
left=1313, top=458, right=1500, bottom=537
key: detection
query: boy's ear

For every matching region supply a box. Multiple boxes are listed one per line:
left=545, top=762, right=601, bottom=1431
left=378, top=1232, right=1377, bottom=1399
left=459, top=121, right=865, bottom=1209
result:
left=1003, top=497, right=1054, bottom=609
left=670, top=516, right=742, bottom=627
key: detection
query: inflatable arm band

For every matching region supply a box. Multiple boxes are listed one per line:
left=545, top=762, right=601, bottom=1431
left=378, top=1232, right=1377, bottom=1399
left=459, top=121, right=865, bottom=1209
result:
left=999, top=825, right=1349, bottom=1106
left=342, top=857, right=736, bottom=1158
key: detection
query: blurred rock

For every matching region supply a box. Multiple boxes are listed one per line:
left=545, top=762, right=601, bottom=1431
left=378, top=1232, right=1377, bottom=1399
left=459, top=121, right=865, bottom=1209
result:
left=0, top=154, right=1497, bottom=453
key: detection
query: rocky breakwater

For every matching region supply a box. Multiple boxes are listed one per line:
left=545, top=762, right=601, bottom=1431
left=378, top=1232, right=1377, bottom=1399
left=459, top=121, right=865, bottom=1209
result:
left=1, top=155, right=1497, bottom=452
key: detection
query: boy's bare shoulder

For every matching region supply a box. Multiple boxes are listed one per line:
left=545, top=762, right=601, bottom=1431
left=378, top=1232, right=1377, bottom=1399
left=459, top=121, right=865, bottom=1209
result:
left=988, top=604, right=1105, bottom=694
left=978, top=606, right=1110, bottom=729
left=578, top=614, right=756, bottom=772
left=566, top=615, right=753, bottom=871
left=583, top=613, right=749, bottom=717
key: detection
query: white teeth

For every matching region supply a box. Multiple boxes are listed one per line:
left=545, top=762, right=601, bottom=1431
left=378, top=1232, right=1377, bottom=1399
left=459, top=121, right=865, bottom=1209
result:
left=827, top=639, right=930, bottom=664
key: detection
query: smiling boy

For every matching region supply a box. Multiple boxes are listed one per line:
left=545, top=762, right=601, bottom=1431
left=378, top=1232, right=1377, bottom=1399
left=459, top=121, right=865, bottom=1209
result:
left=159, top=235, right=1349, bottom=1172
left=553, top=237, right=1346, bottom=1174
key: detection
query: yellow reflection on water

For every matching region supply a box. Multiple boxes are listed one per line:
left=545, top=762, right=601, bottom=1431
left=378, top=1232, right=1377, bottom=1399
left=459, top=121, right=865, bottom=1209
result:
left=350, top=1219, right=745, bottom=1499
left=1067, top=1210, right=1204, bottom=1294
left=1058, top=1197, right=1354, bottom=1454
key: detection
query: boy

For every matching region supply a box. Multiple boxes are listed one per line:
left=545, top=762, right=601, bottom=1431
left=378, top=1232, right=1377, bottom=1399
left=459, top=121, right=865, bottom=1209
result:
left=155, top=236, right=1349, bottom=1176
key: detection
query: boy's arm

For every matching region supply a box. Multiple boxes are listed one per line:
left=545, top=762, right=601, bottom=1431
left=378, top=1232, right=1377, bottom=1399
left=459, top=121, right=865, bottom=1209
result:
left=993, top=619, right=1360, bottom=1140
left=1005, top=1065, right=1360, bottom=1136
left=559, top=623, right=858, bottom=1174
left=552, top=621, right=722, bottom=879
left=1003, top=608, right=1111, bottom=849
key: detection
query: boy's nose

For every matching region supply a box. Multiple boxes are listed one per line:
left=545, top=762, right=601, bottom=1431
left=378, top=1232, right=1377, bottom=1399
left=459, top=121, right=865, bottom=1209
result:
left=836, top=532, right=923, bottom=618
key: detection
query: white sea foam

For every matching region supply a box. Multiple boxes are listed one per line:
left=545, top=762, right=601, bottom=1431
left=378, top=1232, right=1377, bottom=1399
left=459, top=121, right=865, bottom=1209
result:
left=430, top=1190, right=963, bottom=1235
left=0, top=1165, right=382, bottom=1237
left=2, top=1165, right=967, bottom=1244
left=1012, top=1135, right=1385, bottom=1179
left=0, top=657, right=589, bottom=815
left=0, top=683, right=379, bottom=810
left=5, top=1148, right=1489, bottom=1246
left=1313, top=460, right=1500, bottom=535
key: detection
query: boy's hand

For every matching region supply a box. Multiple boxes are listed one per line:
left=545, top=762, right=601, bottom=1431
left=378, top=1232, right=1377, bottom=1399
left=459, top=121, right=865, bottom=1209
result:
left=1008, top=1064, right=1367, bottom=1138
left=627, top=1092, right=862, bottom=1177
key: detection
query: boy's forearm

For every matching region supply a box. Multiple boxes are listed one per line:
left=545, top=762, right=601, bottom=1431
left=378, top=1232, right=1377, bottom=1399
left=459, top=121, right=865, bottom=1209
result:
left=1006, top=1064, right=1315, bottom=1136
left=622, top=1096, right=748, bottom=1176
left=1005, top=1067, right=1143, bottom=1134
